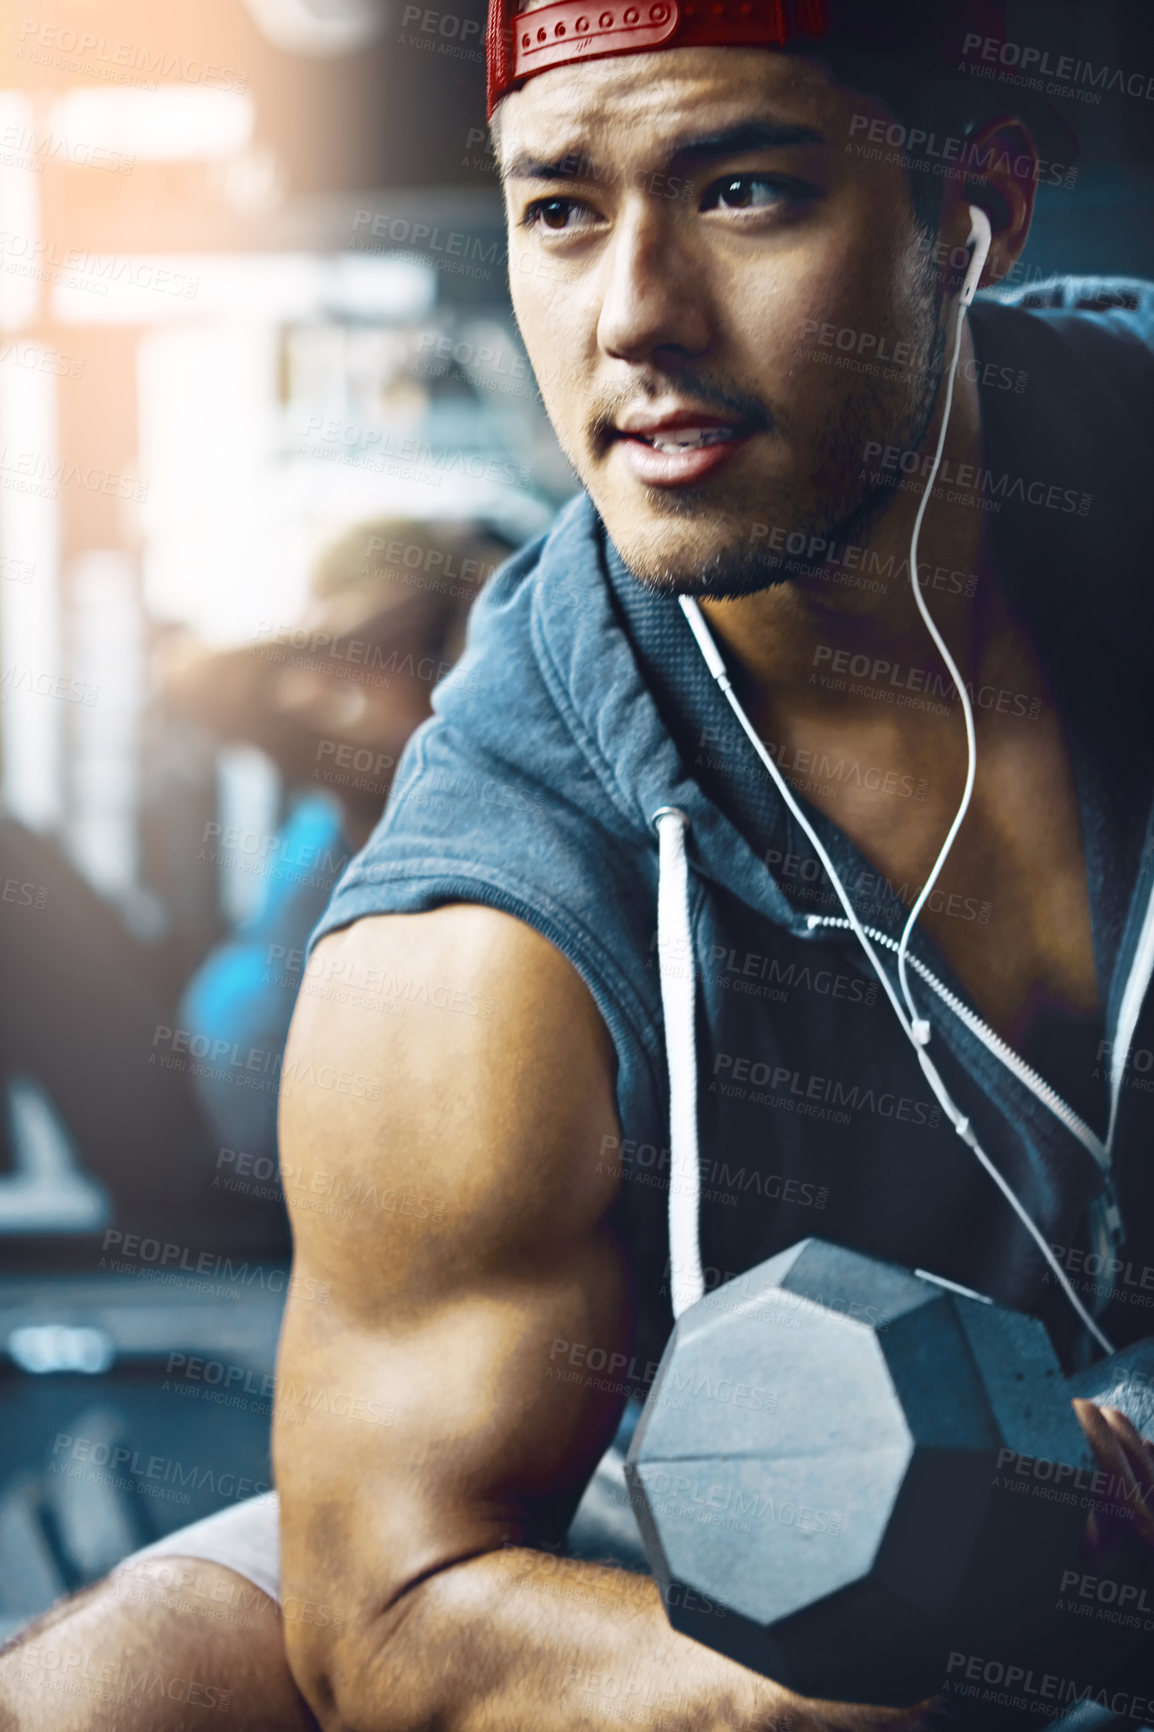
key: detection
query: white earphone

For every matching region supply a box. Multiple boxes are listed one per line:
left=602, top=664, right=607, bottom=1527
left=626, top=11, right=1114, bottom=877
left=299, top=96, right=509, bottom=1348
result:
left=961, top=203, right=993, bottom=306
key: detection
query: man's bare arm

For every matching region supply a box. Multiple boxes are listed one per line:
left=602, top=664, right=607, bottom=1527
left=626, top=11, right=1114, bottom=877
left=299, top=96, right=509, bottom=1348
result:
left=274, top=905, right=934, bottom=1732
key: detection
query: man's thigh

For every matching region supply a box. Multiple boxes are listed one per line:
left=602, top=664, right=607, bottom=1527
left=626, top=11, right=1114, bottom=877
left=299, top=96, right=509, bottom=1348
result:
left=0, top=1557, right=318, bottom=1732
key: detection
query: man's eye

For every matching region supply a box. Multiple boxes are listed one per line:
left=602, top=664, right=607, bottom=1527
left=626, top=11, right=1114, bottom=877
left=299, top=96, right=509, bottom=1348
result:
left=523, top=197, right=588, bottom=231
left=702, top=176, right=789, bottom=212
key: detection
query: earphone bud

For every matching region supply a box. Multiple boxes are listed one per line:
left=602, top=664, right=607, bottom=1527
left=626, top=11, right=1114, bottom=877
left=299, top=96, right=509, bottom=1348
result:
left=961, top=204, right=992, bottom=307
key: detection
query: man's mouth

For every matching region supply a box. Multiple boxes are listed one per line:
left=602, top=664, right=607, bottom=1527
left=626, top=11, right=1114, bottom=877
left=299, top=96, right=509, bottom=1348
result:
left=633, top=426, right=740, bottom=455
left=612, top=413, right=752, bottom=487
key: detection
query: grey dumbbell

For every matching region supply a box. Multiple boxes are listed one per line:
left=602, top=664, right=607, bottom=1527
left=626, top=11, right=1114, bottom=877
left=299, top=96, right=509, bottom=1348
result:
left=624, top=1238, right=1154, bottom=1709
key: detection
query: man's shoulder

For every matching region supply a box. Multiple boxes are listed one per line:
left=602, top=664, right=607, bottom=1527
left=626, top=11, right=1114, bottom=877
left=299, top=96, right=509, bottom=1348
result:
left=308, top=489, right=669, bottom=1125
left=974, top=275, right=1154, bottom=664
left=467, top=489, right=603, bottom=619
left=991, top=273, right=1154, bottom=331
left=310, top=488, right=662, bottom=1001
left=418, top=490, right=673, bottom=846
left=431, top=490, right=637, bottom=802
left=456, top=490, right=605, bottom=677
left=980, top=274, right=1154, bottom=430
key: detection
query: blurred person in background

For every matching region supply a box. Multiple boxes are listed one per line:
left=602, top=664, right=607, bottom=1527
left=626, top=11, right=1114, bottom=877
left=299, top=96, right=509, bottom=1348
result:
left=165, top=516, right=511, bottom=1184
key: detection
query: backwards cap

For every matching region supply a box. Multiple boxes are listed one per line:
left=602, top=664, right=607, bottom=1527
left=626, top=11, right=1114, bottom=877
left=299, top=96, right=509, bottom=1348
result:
left=484, top=0, right=1079, bottom=157
left=487, top=0, right=826, bottom=117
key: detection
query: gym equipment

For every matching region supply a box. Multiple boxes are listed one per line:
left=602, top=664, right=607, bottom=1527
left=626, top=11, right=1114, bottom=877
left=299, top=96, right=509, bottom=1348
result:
left=624, top=1238, right=1154, bottom=1709
left=0, top=1271, right=284, bottom=1640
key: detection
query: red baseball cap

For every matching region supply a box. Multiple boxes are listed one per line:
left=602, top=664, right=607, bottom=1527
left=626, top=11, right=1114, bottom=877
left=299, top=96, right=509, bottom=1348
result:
left=485, top=0, right=1077, bottom=169
left=487, top=0, right=826, bottom=118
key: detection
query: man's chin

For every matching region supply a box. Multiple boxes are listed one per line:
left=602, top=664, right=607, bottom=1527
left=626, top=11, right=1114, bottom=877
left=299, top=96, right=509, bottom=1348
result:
left=620, top=557, right=792, bottom=601
left=604, top=512, right=802, bottom=601
left=599, top=473, right=901, bottom=601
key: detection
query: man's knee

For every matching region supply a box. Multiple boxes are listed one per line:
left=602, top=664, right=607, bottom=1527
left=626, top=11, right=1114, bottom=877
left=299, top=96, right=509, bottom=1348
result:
left=0, top=1557, right=315, bottom=1731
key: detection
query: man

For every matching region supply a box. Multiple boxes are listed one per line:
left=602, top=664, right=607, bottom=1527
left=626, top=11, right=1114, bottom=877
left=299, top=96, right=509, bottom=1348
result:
left=4, top=1, right=1154, bottom=1728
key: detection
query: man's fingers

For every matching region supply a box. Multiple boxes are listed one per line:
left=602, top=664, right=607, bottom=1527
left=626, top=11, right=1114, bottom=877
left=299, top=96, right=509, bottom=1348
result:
left=1073, top=1396, right=1117, bottom=1467
left=1099, top=1406, right=1154, bottom=1486
left=1099, top=1407, right=1154, bottom=1542
left=1073, top=1398, right=1154, bottom=1478
left=1072, top=1398, right=1154, bottom=1547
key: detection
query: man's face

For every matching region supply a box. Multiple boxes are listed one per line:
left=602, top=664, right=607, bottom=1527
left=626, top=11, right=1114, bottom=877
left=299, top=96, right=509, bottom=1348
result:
left=497, top=46, right=946, bottom=596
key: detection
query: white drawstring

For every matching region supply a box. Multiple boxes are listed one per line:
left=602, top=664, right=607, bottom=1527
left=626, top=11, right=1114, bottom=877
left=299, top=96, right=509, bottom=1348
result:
left=653, top=807, right=705, bottom=1318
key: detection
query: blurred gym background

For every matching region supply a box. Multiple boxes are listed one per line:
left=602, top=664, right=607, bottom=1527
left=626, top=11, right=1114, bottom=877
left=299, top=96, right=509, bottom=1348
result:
left=0, top=0, right=1153, bottom=1639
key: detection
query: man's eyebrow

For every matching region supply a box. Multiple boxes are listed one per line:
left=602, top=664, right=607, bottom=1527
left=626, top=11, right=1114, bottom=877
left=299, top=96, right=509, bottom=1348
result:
left=502, top=121, right=823, bottom=183
left=669, top=121, right=825, bottom=165
left=502, top=146, right=598, bottom=183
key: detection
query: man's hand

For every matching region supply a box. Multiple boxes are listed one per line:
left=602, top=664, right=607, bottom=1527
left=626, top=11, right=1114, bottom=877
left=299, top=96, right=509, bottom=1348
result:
left=1073, top=1396, right=1154, bottom=1557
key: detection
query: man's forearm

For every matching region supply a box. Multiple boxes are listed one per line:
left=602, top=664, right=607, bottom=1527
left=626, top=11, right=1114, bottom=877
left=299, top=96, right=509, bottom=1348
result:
left=317, top=1547, right=798, bottom=1732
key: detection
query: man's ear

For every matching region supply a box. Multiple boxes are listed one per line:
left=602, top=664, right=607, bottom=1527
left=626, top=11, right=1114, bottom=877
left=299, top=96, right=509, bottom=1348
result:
left=947, top=115, right=1039, bottom=295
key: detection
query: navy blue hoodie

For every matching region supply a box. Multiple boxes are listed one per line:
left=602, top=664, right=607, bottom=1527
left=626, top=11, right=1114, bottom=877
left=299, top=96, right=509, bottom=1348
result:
left=312, top=278, right=1154, bottom=1379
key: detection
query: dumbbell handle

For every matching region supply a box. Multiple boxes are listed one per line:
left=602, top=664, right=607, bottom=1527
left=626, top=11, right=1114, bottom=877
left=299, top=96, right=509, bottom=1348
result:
left=1067, top=1338, right=1154, bottom=1436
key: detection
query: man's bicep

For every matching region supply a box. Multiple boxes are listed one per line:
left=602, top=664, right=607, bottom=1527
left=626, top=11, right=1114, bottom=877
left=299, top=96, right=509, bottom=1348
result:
left=276, top=1234, right=631, bottom=1609
left=277, top=906, right=624, bottom=1291
left=274, top=905, right=632, bottom=1605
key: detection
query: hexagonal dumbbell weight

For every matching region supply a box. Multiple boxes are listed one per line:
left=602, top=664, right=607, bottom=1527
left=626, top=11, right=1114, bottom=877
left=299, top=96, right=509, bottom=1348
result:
left=624, top=1238, right=1152, bottom=1708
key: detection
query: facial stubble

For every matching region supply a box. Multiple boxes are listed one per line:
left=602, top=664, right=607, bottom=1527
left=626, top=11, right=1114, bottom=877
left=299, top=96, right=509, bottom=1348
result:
left=594, top=252, right=949, bottom=601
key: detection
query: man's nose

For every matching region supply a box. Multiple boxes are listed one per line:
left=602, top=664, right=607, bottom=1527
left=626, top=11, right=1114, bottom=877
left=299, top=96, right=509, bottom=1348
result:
left=596, top=207, right=711, bottom=364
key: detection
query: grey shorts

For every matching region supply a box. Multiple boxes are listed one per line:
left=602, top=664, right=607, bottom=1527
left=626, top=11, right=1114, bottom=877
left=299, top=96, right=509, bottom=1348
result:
left=113, top=1422, right=647, bottom=1605
left=117, top=1492, right=281, bottom=1603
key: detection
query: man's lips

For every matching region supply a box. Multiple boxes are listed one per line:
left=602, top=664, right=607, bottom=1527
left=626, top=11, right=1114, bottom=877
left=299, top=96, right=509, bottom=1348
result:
left=612, top=416, right=753, bottom=486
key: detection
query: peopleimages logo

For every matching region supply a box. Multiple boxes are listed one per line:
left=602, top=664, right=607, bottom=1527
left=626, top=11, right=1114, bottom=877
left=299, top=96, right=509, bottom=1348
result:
left=961, top=31, right=1154, bottom=106
left=397, top=2, right=483, bottom=62
left=943, top=1650, right=1154, bottom=1723
left=863, top=441, right=1092, bottom=517
left=711, top=1053, right=942, bottom=1128
left=0, top=119, right=134, bottom=176
left=847, top=113, right=1077, bottom=187
left=16, top=20, right=247, bottom=90
left=50, top=1431, right=269, bottom=1503
left=810, top=643, right=1042, bottom=720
